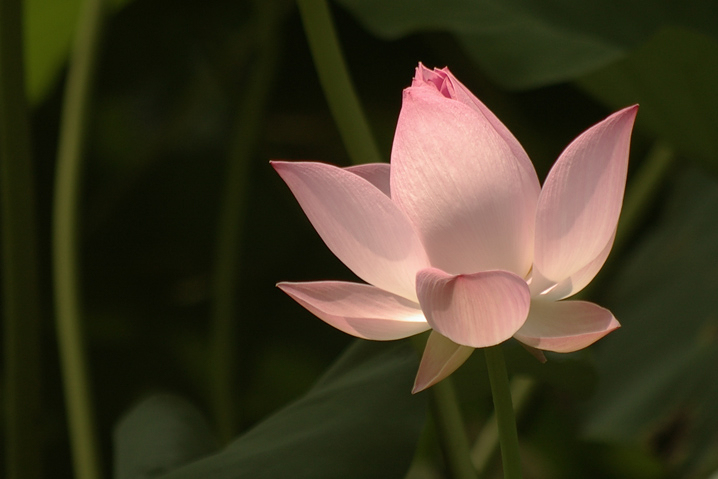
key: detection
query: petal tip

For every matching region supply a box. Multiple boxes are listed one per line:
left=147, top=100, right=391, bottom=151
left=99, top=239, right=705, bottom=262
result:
left=270, top=160, right=292, bottom=177
left=412, top=369, right=446, bottom=394
left=269, top=159, right=284, bottom=169
left=519, top=342, right=548, bottom=363
left=411, top=381, right=428, bottom=394
left=611, top=104, right=639, bottom=127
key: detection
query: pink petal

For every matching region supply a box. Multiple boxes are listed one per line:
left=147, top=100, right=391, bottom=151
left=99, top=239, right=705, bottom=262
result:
left=413, top=64, right=532, bottom=168
left=272, top=161, right=429, bottom=300
left=390, top=75, right=540, bottom=277
left=514, top=300, right=620, bottom=353
left=413, top=331, right=474, bottom=393
left=416, top=268, right=530, bottom=348
left=345, top=163, right=391, bottom=197
left=531, top=228, right=617, bottom=301
left=534, top=105, right=638, bottom=285
left=277, top=281, right=429, bottom=340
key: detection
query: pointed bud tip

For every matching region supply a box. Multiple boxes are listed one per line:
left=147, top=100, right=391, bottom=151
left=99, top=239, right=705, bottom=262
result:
left=619, top=104, right=639, bottom=120
left=269, top=160, right=285, bottom=171
left=411, top=381, right=429, bottom=394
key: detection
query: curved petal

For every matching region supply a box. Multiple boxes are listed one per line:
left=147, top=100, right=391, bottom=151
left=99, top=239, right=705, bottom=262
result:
left=390, top=76, right=540, bottom=277
left=531, top=228, right=617, bottom=301
left=413, top=331, right=474, bottom=393
left=534, top=105, right=638, bottom=284
left=272, top=161, right=429, bottom=300
left=345, top=163, right=391, bottom=197
left=514, top=300, right=620, bottom=353
left=416, top=268, right=530, bottom=348
left=278, top=281, right=429, bottom=340
left=414, top=64, right=533, bottom=168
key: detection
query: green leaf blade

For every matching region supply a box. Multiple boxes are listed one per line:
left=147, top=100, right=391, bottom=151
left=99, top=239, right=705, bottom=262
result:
left=115, top=340, right=427, bottom=479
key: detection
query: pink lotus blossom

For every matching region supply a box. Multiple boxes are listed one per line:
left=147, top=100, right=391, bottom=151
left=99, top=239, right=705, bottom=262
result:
left=273, top=64, right=637, bottom=392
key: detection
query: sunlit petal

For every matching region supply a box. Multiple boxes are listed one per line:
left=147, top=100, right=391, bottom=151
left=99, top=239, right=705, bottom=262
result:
left=413, top=331, right=474, bottom=393
left=534, top=105, right=637, bottom=284
left=345, top=163, right=391, bottom=197
left=414, top=64, right=533, bottom=167
left=273, top=161, right=429, bottom=300
left=390, top=74, right=539, bottom=277
left=531, top=228, right=617, bottom=301
left=278, top=281, right=428, bottom=340
left=416, top=268, right=530, bottom=348
left=514, top=300, right=620, bottom=353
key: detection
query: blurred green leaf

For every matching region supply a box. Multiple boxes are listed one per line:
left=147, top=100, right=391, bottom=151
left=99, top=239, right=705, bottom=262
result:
left=114, top=395, right=219, bottom=479
left=506, top=343, right=598, bottom=401
left=580, top=28, right=718, bottom=174
left=333, top=0, right=718, bottom=89
left=24, top=0, right=82, bottom=103
left=583, top=168, right=718, bottom=476
left=23, top=0, right=132, bottom=103
left=115, top=340, right=427, bottom=479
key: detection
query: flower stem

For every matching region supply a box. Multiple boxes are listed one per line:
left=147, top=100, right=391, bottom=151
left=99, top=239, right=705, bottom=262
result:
left=53, top=0, right=106, bottom=476
left=429, top=377, right=479, bottom=479
left=0, top=0, right=44, bottom=476
left=484, top=345, right=522, bottom=479
left=296, top=0, right=382, bottom=165
left=471, top=376, right=534, bottom=474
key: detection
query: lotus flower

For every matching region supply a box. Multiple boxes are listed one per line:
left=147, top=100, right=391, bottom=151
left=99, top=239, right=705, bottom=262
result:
left=273, top=64, right=637, bottom=392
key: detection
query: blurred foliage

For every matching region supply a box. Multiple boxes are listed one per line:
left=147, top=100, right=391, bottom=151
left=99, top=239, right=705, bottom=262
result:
left=115, top=341, right=426, bottom=479
left=6, top=0, right=718, bottom=477
left=580, top=28, right=718, bottom=175
left=587, top=169, right=718, bottom=478
left=23, top=0, right=132, bottom=103
left=332, top=0, right=718, bottom=89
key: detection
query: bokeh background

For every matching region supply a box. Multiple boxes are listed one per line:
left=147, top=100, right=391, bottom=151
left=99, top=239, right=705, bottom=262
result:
left=5, top=0, right=718, bottom=477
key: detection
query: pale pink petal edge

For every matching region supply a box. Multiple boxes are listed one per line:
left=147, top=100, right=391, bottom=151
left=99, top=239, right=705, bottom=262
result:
left=345, top=163, right=391, bottom=197
left=514, top=300, right=620, bottom=353
left=534, top=105, right=638, bottom=284
left=272, top=161, right=429, bottom=300
left=278, top=281, right=429, bottom=341
left=413, top=331, right=474, bottom=393
left=416, top=268, right=531, bottom=348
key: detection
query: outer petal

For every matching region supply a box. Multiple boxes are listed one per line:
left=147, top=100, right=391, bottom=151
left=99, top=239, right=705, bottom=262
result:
left=278, top=281, right=429, bottom=340
left=531, top=228, right=617, bottom=301
left=391, top=76, right=540, bottom=277
left=413, top=331, right=474, bottom=393
left=414, top=64, right=533, bottom=168
left=416, top=268, right=530, bottom=348
left=534, top=105, right=638, bottom=285
left=345, top=163, right=391, bottom=197
left=514, top=300, right=620, bottom=353
left=273, top=161, right=429, bottom=300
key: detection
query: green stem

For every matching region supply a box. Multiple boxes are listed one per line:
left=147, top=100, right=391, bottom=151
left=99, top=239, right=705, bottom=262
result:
left=429, top=377, right=479, bottom=479
left=210, top=0, right=285, bottom=441
left=296, top=0, right=382, bottom=165
left=52, top=0, right=106, bottom=477
left=471, top=376, right=534, bottom=474
left=484, top=345, right=522, bottom=479
left=0, top=0, right=44, bottom=477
